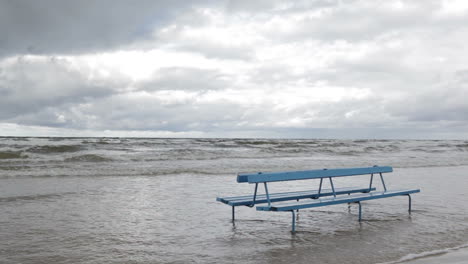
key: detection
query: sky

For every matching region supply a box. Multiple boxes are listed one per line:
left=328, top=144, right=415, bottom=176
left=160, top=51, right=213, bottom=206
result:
left=1, top=0, right=468, bottom=139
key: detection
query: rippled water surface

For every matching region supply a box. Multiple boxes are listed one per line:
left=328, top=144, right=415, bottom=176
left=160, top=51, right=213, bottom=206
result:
left=0, top=137, right=467, bottom=263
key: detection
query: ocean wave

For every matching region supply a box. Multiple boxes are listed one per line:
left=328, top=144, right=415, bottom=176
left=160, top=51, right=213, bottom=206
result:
left=0, top=151, right=28, bottom=159
left=364, top=145, right=400, bottom=152
left=0, top=169, right=228, bottom=179
left=377, top=243, right=468, bottom=264
left=0, top=192, right=76, bottom=203
left=0, top=165, right=33, bottom=171
left=143, top=169, right=229, bottom=176
left=455, top=143, right=468, bottom=148
left=213, top=143, right=241, bottom=148
left=11, top=137, right=30, bottom=141
left=234, top=139, right=278, bottom=146
left=47, top=137, right=68, bottom=141
left=27, top=145, right=82, bottom=153
left=353, top=139, right=369, bottom=143
left=259, top=147, right=302, bottom=154
left=409, top=148, right=447, bottom=153
left=85, top=139, right=111, bottom=145
left=64, top=154, right=113, bottom=162
left=2, top=138, right=468, bottom=177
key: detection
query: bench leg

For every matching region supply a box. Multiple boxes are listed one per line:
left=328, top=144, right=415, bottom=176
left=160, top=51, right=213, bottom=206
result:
left=232, top=206, right=235, bottom=222
left=407, top=194, right=412, bottom=214
left=358, top=201, right=362, bottom=222
left=291, top=210, right=296, bottom=233
left=347, top=193, right=351, bottom=210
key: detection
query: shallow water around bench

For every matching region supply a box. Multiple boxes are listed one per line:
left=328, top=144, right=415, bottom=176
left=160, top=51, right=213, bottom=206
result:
left=0, top=138, right=467, bottom=263
left=0, top=167, right=466, bottom=263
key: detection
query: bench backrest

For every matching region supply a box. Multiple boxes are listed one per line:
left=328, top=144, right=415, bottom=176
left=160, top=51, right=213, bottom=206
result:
left=237, top=166, right=392, bottom=183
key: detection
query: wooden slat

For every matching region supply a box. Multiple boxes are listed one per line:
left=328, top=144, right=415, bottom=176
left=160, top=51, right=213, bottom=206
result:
left=256, top=189, right=420, bottom=211
left=217, top=187, right=376, bottom=206
left=238, top=166, right=393, bottom=183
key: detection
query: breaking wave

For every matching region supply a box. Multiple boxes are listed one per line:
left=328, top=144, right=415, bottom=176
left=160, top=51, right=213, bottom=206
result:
left=377, top=243, right=468, bottom=264
left=0, top=192, right=77, bottom=203
left=0, top=151, right=27, bottom=159
left=2, top=137, right=468, bottom=179
left=27, top=145, right=82, bottom=153
left=64, top=154, right=112, bottom=162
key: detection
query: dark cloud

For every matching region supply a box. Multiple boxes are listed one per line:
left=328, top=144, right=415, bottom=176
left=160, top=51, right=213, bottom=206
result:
left=41, top=91, right=251, bottom=132
left=0, top=0, right=219, bottom=58
left=0, top=56, right=121, bottom=121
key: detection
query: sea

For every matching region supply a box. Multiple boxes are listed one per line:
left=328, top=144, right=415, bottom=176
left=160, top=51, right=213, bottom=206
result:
left=0, top=137, right=467, bottom=264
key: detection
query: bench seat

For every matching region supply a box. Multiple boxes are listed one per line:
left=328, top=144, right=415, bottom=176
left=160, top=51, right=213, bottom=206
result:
left=257, top=189, right=420, bottom=211
left=217, top=187, right=376, bottom=206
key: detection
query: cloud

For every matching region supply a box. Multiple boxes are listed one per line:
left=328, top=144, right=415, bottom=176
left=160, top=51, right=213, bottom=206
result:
left=1, top=0, right=468, bottom=139
left=386, top=71, right=468, bottom=123
left=138, top=67, right=232, bottom=91
left=0, top=0, right=219, bottom=58
left=0, top=55, right=125, bottom=125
